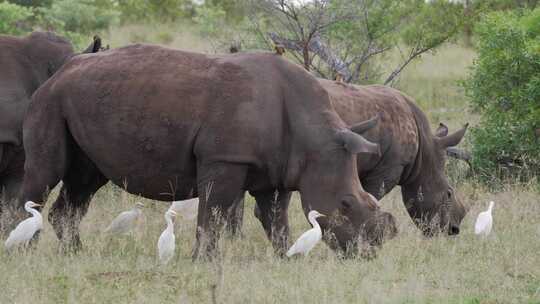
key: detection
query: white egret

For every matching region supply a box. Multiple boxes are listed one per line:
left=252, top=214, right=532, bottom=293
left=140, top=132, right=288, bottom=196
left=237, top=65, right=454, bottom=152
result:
left=168, top=198, right=199, bottom=220
left=4, top=201, right=43, bottom=250
left=104, top=202, right=144, bottom=234
left=158, top=210, right=177, bottom=264
left=475, top=201, right=494, bottom=237
left=286, top=210, right=325, bottom=257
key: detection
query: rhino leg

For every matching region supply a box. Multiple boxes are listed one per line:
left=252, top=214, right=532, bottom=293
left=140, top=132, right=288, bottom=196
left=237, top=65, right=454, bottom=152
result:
left=48, top=149, right=107, bottom=252
left=193, top=162, right=248, bottom=261
left=252, top=189, right=291, bottom=257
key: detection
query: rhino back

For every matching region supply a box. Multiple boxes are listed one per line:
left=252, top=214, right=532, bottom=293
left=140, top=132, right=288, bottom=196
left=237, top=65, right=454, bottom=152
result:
left=27, top=45, right=312, bottom=199
left=321, top=79, right=419, bottom=174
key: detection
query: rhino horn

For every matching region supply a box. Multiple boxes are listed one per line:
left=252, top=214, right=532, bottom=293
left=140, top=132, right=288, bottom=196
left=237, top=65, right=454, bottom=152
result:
left=438, top=123, right=469, bottom=148
left=435, top=122, right=449, bottom=137
left=350, top=114, right=380, bottom=134
left=336, top=130, right=380, bottom=156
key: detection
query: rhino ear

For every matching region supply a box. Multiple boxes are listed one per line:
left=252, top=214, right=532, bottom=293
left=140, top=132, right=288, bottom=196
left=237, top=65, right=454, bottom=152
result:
left=438, top=123, right=469, bottom=147
left=435, top=123, right=449, bottom=137
left=350, top=114, right=380, bottom=134
left=336, top=130, right=380, bottom=155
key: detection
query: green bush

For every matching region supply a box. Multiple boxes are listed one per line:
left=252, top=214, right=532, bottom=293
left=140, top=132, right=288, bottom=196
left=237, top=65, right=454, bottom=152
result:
left=465, top=8, right=540, bottom=182
left=0, top=1, right=33, bottom=35
left=37, top=0, right=118, bottom=34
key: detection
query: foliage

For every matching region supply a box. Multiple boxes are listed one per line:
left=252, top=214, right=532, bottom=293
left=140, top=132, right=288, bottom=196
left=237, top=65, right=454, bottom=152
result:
left=37, top=0, right=119, bottom=34
left=244, top=0, right=462, bottom=85
left=194, top=4, right=227, bottom=37
left=115, top=0, right=195, bottom=23
left=465, top=8, right=540, bottom=182
left=7, top=0, right=51, bottom=7
left=0, top=1, right=33, bottom=35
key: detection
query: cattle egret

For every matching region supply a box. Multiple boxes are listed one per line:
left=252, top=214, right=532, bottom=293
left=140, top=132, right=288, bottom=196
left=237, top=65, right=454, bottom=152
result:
left=286, top=210, right=325, bottom=257
left=158, top=210, right=177, bottom=264
left=4, top=201, right=43, bottom=250
left=475, top=201, right=494, bottom=237
left=104, top=202, right=144, bottom=234
left=168, top=198, right=199, bottom=220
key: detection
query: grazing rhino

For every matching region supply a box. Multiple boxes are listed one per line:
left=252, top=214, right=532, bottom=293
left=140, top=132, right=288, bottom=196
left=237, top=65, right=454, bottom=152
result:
left=17, top=44, right=397, bottom=258
left=0, top=32, right=101, bottom=232
left=251, top=80, right=469, bottom=252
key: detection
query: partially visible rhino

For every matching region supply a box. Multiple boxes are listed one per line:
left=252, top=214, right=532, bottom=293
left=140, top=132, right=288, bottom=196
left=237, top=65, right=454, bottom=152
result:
left=322, top=80, right=469, bottom=236
left=17, top=45, right=397, bottom=258
left=0, top=32, right=101, bottom=231
left=252, top=79, right=468, bottom=253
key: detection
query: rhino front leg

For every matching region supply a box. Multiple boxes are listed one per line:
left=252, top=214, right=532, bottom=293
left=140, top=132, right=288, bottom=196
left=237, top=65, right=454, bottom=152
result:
left=252, top=189, right=291, bottom=257
left=193, top=162, right=247, bottom=261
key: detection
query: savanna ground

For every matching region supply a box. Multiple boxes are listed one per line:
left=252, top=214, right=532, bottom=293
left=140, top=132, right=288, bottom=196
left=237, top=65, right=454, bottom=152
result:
left=1, top=27, right=539, bottom=304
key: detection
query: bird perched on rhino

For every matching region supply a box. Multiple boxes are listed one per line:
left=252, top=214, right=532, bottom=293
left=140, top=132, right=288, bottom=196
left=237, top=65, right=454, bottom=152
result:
left=104, top=202, right=144, bottom=234
left=287, top=210, right=325, bottom=257
left=4, top=201, right=43, bottom=251
left=274, top=44, right=286, bottom=55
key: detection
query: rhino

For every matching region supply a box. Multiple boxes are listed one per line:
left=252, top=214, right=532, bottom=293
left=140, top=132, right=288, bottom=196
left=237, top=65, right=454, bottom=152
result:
left=0, top=32, right=101, bottom=231
left=16, top=44, right=397, bottom=258
left=251, top=79, right=469, bottom=253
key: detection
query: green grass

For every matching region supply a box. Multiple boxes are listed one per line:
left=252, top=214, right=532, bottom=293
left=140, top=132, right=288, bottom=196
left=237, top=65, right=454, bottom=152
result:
left=2, top=28, right=539, bottom=303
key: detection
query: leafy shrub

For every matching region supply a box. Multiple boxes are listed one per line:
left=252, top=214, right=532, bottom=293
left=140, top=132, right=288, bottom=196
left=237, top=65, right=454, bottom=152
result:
left=465, top=8, right=540, bottom=182
left=0, top=1, right=33, bottom=35
left=194, top=4, right=227, bottom=37
left=37, top=0, right=118, bottom=34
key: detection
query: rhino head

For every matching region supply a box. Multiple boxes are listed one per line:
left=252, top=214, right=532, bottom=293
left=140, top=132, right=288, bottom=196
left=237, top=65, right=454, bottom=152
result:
left=402, top=123, right=469, bottom=236
left=298, top=115, right=397, bottom=256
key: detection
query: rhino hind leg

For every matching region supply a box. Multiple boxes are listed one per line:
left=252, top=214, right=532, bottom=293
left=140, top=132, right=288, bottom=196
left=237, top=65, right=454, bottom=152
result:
left=48, top=148, right=108, bottom=252
left=251, top=189, right=291, bottom=257
left=192, top=162, right=248, bottom=261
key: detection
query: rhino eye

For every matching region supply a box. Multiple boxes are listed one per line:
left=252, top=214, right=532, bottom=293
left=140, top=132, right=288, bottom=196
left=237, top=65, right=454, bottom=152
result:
left=446, top=190, right=452, bottom=199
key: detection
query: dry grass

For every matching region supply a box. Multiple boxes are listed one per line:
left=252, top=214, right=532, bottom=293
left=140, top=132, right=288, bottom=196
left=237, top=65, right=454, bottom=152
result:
left=1, top=28, right=539, bottom=303
left=1, top=184, right=539, bottom=303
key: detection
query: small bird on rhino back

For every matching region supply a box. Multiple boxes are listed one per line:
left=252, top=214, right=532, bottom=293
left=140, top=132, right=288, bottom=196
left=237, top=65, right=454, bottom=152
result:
left=475, top=201, right=494, bottom=237
left=104, top=202, right=144, bottom=234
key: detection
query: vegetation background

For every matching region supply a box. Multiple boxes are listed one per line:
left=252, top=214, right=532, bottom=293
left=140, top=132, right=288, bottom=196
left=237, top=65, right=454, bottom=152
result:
left=0, top=0, right=539, bottom=303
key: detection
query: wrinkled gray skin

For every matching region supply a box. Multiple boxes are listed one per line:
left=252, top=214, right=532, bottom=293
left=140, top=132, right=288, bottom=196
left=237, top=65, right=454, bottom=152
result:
left=0, top=32, right=100, bottom=233
left=17, top=45, right=397, bottom=259
left=250, top=80, right=468, bottom=255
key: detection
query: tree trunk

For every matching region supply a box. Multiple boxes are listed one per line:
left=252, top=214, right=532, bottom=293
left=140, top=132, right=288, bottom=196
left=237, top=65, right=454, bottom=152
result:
left=302, top=42, right=310, bottom=71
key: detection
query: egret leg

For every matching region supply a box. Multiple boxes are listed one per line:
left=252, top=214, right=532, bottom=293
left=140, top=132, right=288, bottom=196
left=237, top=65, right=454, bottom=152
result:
left=48, top=150, right=107, bottom=252
left=192, top=162, right=247, bottom=261
left=252, top=189, right=291, bottom=257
